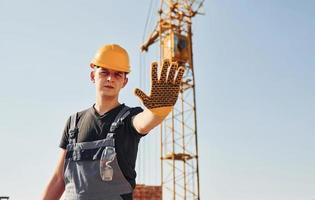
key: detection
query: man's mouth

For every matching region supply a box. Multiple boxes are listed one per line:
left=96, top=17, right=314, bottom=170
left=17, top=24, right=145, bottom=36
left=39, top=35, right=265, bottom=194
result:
left=104, top=85, right=114, bottom=89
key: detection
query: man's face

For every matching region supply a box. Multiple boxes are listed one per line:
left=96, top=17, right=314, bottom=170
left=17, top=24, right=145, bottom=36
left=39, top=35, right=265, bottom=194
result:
left=91, top=67, right=128, bottom=98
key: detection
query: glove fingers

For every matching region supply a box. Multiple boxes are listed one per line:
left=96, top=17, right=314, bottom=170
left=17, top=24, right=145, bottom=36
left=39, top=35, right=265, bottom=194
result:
left=134, top=88, right=150, bottom=103
left=151, top=62, right=158, bottom=84
left=175, top=66, right=185, bottom=85
left=167, top=62, right=177, bottom=84
left=159, top=59, right=170, bottom=83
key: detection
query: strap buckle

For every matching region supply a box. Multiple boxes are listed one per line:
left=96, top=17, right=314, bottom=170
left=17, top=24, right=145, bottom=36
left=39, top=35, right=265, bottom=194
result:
left=69, top=128, right=78, bottom=139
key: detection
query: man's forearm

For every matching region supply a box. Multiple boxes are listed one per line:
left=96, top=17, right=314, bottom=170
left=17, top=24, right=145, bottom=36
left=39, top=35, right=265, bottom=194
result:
left=133, top=108, right=165, bottom=134
left=42, top=174, right=65, bottom=200
left=42, top=173, right=65, bottom=200
left=42, top=149, right=66, bottom=200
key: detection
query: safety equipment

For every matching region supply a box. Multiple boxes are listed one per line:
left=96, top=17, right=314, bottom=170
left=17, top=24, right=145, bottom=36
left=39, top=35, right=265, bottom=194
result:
left=90, top=44, right=131, bottom=73
left=134, top=59, right=185, bottom=117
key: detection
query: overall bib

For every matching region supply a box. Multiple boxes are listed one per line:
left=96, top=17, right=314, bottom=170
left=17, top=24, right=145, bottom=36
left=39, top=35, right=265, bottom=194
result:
left=63, top=106, right=133, bottom=200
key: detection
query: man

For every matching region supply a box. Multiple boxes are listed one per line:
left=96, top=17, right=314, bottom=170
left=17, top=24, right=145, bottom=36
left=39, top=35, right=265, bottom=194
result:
left=41, top=44, right=184, bottom=200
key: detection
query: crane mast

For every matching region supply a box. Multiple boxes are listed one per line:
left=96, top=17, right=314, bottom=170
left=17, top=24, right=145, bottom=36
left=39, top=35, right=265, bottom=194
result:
left=141, top=0, right=204, bottom=199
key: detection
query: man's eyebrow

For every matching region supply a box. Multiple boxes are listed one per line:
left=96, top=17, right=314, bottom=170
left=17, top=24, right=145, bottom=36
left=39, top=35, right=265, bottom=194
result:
left=98, top=69, right=109, bottom=72
left=97, top=68, right=124, bottom=74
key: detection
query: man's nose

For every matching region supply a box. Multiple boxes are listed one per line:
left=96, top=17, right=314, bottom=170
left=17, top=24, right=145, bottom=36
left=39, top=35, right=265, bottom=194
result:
left=106, top=73, right=113, bottom=81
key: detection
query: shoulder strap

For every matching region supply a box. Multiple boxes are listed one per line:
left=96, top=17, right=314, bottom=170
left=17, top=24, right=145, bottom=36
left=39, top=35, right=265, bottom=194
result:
left=68, top=112, right=78, bottom=144
left=109, top=106, right=130, bottom=133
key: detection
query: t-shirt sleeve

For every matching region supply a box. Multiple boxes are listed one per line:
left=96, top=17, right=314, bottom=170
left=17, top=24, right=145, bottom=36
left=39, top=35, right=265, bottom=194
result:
left=126, top=106, right=147, bottom=137
left=59, top=116, right=71, bottom=149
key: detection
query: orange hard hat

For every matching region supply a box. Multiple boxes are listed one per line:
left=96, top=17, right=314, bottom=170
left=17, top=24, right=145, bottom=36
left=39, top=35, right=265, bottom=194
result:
left=90, top=44, right=130, bottom=73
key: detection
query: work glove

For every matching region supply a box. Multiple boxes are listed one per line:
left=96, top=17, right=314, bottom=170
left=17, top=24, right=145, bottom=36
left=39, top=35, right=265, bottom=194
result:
left=134, top=59, right=185, bottom=117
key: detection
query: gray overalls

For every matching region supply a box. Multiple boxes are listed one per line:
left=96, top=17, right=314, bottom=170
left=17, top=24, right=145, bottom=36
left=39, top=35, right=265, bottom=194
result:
left=62, top=106, right=133, bottom=200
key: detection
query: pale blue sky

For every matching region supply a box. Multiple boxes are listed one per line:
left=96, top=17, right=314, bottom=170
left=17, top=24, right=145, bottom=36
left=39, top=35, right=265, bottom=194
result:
left=0, top=0, right=314, bottom=200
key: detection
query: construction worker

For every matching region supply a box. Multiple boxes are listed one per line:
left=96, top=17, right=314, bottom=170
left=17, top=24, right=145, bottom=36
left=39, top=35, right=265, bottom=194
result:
left=41, top=44, right=185, bottom=200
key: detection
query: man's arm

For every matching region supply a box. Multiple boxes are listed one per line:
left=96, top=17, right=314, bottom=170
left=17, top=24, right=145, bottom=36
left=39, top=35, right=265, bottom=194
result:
left=41, top=149, right=66, bottom=200
left=132, top=108, right=164, bottom=134
left=133, top=60, right=185, bottom=134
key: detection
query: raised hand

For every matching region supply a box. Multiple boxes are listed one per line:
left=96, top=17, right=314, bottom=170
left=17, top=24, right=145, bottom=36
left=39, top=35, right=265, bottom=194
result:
left=134, top=59, right=185, bottom=117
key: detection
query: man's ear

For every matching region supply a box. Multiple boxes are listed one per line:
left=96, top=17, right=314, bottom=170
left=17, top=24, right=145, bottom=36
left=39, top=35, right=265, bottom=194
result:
left=122, top=77, right=128, bottom=88
left=90, top=71, right=95, bottom=83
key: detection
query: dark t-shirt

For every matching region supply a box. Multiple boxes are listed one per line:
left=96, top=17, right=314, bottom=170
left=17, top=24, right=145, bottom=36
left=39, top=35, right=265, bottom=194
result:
left=59, top=104, right=145, bottom=188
